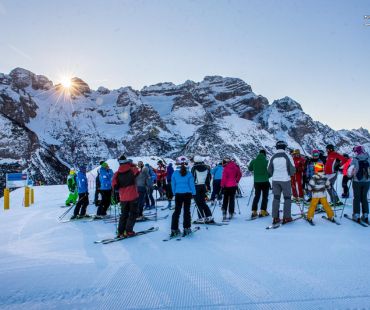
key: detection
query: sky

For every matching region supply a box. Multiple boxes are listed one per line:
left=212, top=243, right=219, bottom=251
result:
left=0, top=0, right=369, bottom=130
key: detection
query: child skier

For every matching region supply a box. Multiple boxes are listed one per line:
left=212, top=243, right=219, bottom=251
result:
left=306, top=162, right=335, bottom=224
left=65, top=169, right=78, bottom=206
left=170, top=156, right=196, bottom=237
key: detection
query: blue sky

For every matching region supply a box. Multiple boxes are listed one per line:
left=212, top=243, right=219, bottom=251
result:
left=0, top=0, right=369, bottom=130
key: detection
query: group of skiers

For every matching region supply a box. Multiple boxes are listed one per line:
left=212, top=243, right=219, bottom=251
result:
left=64, top=141, right=369, bottom=237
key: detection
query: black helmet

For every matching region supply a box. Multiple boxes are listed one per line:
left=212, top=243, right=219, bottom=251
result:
left=326, top=144, right=335, bottom=152
left=276, top=141, right=287, bottom=150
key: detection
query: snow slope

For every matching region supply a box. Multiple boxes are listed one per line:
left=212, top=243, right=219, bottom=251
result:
left=0, top=178, right=370, bottom=309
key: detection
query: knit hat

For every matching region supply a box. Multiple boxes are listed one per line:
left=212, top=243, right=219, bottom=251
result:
left=353, top=145, right=365, bottom=155
left=326, top=144, right=335, bottom=152
left=312, top=149, right=320, bottom=158
left=276, top=141, right=287, bottom=150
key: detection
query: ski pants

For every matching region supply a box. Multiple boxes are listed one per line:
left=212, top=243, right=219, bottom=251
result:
left=307, top=197, right=334, bottom=220
left=171, top=193, right=192, bottom=230
left=327, top=173, right=340, bottom=204
left=145, top=187, right=155, bottom=207
left=74, top=193, right=89, bottom=216
left=194, top=185, right=212, bottom=218
left=118, top=199, right=138, bottom=234
left=352, top=181, right=370, bottom=217
left=166, top=181, right=174, bottom=201
left=211, top=179, right=222, bottom=201
left=96, top=189, right=112, bottom=216
left=272, top=181, right=292, bottom=219
left=342, top=175, right=350, bottom=197
left=222, top=186, right=237, bottom=215
left=137, top=186, right=147, bottom=216
left=65, top=191, right=78, bottom=206
left=251, top=181, right=269, bottom=212
left=291, top=173, right=304, bottom=198
left=156, top=179, right=167, bottom=198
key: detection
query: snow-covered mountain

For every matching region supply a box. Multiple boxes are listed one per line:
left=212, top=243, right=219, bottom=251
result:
left=1, top=67, right=369, bottom=192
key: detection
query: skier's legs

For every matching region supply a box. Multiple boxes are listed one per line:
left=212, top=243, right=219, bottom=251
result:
left=125, top=200, right=138, bottom=233
left=118, top=202, right=129, bottom=234
left=137, top=186, right=147, bottom=217
left=360, top=182, right=369, bottom=216
left=320, top=197, right=334, bottom=219
left=251, top=182, right=262, bottom=211
left=228, top=187, right=237, bottom=215
left=291, top=176, right=298, bottom=198
left=272, top=181, right=282, bottom=218
left=183, top=193, right=192, bottom=229
left=307, top=198, right=319, bottom=220
left=171, top=194, right=183, bottom=230
left=327, top=173, right=339, bottom=204
left=281, top=181, right=292, bottom=218
left=260, top=182, right=270, bottom=211
left=296, top=173, right=304, bottom=198
left=352, top=182, right=361, bottom=217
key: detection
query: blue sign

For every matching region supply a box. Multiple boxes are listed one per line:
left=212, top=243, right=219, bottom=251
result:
left=6, top=173, right=29, bottom=188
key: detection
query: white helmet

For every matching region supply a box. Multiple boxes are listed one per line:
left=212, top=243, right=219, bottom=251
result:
left=193, top=155, right=203, bottom=163
left=176, top=156, right=189, bottom=165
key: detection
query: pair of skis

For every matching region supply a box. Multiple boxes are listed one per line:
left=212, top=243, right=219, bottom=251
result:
left=94, top=226, right=159, bottom=244
left=265, top=215, right=304, bottom=230
left=162, top=226, right=200, bottom=242
left=343, top=214, right=369, bottom=227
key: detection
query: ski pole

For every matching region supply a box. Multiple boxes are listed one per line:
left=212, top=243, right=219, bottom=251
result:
left=58, top=205, right=74, bottom=220
left=340, top=179, right=352, bottom=219
left=193, top=200, right=208, bottom=230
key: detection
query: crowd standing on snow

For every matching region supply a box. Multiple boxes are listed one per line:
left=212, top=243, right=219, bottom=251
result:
left=63, top=142, right=370, bottom=238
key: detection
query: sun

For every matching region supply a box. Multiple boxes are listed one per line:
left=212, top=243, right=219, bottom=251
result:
left=60, top=76, right=72, bottom=89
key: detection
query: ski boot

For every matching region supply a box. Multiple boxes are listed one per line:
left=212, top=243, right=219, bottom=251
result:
left=222, top=212, right=227, bottom=221
left=272, top=217, right=281, bottom=225
left=251, top=210, right=258, bottom=219
left=170, top=229, right=181, bottom=238
left=361, top=215, right=369, bottom=225
left=182, top=228, right=192, bottom=237
left=70, top=215, right=78, bottom=220
left=259, top=210, right=269, bottom=217
left=125, top=231, right=136, bottom=237
left=282, top=217, right=293, bottom=224
left=228, top=213, right=234, bottom=220
left=205, top=216, right=215, bottom=224
left=352, top=213, right=361, bottom=223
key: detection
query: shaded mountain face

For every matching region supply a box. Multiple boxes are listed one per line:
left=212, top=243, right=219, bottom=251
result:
left=1, top=67, right=369, bottom=191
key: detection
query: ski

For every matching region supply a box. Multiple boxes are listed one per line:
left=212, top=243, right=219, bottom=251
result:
left=95, top=227, right=159, bottom=244
left=245, top=215, right=270, bottom=221
left=163, top=226, right=201, bottom=242
left=192, top=220, right=228, bottom=226
left=343, top=214, right=368, bottom=227
left=176, top=226, right=201, bottom=241
left=104, top=214, right=169, bottom=223
left=321, top=215, right=341, bottom=225
left=60, top=215, right=95, bottom=223
left=305, top=218, right=315, bottom=226
left=266, top=216, right=303, bottom=230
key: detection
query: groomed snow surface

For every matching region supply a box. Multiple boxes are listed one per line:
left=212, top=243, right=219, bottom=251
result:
left=1, top=176, right=370, bottom=310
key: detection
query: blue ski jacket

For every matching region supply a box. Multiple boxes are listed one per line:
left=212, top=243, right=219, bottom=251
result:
left=99, top=167, right=113, bottom=190
left=77, top=171, right=88, bottom=194
left=166, top=163, right=174, bottom=182
left=171, top=168, right=196, bottom=195
left=211, top=164, right=223, bottom=180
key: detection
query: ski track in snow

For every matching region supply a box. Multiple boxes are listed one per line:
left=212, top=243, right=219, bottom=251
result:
left=0, top=177, right=370, bottom=309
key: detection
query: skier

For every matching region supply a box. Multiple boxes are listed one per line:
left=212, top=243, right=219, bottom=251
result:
left=166, top=162, right=174, bottom=209
left=341, top=154, right=351, bottom=198
left=191, top=156, right=214, bottom=223
left=290, top=149, right=306, bottom=202
left=95, top=162, right=113, bottom=217
left=155, top=160, right=167, bottom=200
left=71, top=165, right=89, bottom=219
left=305, top=150, right=323, bottom=202
left=136, top=161, right=151, bottom=220
left=324, top=144, right=348, bottom=206
left=144, top=163, right=156, bottom=210
left=65, top=169, right=78, bottom=206
left=306, top=162, right=335, bottom=224
left=221, top=157, right=242, bottom=220
left=210, top=162, right=223, bottom=204
left=112, top=155, right=140, bottom=237
left=267, top=141, right=296, bottom=225
left=248, top=150, right=270, bottom=218
left=170, top=156, right=196, bottom=237
left=347, top=146, right=370, bottom=223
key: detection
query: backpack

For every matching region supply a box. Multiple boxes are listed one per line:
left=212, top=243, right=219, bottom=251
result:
left=116, top=169, right=136, bottom=188
left=356, top=160, right=370, bottom=180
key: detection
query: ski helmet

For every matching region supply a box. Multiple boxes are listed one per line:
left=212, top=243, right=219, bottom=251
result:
left=314, top=162, right=324, bottom=174
left=326, top=144, right=335, bottom=152
left=176, top=156, right=189, bottom=165
left=69, top=169, right=76, bottom=175
left=353, top=145, right=365, bottom=155
left=276, top=141, right=287, bottom=150
left=193, top=155, right=203, bottom=163
left=312, top=149, right=320, bottom=158
left=101, top=162, right=108, bottom=168
left=292, top=149, right=300, bottom=155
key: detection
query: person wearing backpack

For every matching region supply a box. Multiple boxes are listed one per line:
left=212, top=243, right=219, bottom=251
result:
left=347, top=146, right=370, bottom=223
left=112, top=155, right=140, bottom=237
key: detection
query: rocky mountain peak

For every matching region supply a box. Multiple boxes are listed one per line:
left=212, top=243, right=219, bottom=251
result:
left=272, top=96, right=303, bottom=112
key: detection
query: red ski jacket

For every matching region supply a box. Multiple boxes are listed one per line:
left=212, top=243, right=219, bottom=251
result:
left=324, top=151, right=348, bottom=175
left=112, top=163, right=139, bottom=202
left=155, top=165, right=167, bottom=182
left=293, top=155, right=306, bottom=174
